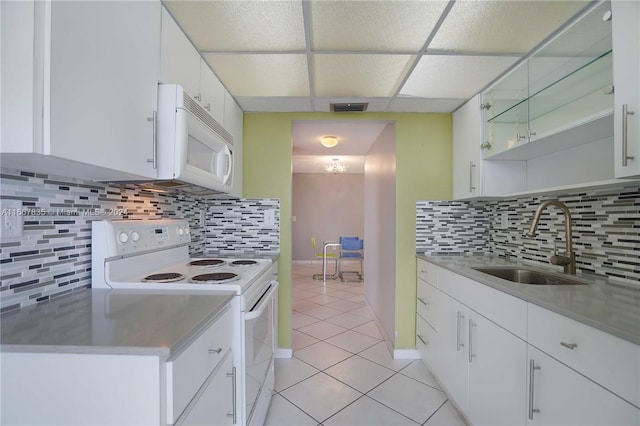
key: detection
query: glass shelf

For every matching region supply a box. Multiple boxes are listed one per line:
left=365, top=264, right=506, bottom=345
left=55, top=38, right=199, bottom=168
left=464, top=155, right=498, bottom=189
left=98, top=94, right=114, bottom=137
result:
left=485, top=51, right=612, bottom=125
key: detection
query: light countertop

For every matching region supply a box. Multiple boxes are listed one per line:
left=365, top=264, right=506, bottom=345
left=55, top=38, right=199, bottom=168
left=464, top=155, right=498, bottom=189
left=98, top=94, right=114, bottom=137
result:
left=0, top=288, right=235, bottom=358
left=417, top=254, right=640, bottom=345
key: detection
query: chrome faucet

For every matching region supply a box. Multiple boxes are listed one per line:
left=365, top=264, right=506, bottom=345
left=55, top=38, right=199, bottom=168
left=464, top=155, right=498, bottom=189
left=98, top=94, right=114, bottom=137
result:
left=524, top=200, right=576, bottom=275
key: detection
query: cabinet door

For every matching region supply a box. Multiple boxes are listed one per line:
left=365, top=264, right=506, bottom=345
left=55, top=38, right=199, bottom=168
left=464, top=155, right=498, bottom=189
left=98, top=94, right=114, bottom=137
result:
left=160, top=6, right=200, bottom=98
left=613, top=0, right=640, bottom=178
left=179, top=353, right=235, bottom=426
left=453, top=95, right=482, bottom=199
left=467, top=313, right=527, bottom=426
left=200, top=61, right=225, bottom=125
left=224, top=90, right=243, bottom=198
left=435, top=292, right=469, bottom=411
left=527, top=346, right=639, bottom=426
left=48, top=1, right=161, bottom=179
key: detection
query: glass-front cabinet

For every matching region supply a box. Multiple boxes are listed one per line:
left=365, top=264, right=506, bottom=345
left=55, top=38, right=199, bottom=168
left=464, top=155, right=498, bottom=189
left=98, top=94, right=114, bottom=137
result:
left=481, top=1, right=614, bottom=160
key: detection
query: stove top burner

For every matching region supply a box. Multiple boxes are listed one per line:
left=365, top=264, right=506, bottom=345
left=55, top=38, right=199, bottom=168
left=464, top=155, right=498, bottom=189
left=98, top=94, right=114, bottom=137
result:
left=142, top=272, right=185, bottom=283
left=189, top=259, right=225, bottom=268
left=230, top=260, right=258, bottom=267
left=189, top=272, right=240, bottom=284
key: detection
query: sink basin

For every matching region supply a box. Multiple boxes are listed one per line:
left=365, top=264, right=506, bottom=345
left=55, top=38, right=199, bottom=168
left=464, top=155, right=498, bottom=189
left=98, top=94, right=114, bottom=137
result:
left=473, top=267, right=586, bottom=285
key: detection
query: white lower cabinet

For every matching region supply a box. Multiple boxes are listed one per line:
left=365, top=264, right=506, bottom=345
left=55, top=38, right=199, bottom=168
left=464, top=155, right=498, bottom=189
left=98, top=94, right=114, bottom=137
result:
left=467, top=312, right=527, bottom=426
left=433, top=291, right=527, bottom=426
left=527, top=346, right=639, bottom=426
left=416, top=259, right=640, bottom=426
left=178, top=351, right=235, bottom=425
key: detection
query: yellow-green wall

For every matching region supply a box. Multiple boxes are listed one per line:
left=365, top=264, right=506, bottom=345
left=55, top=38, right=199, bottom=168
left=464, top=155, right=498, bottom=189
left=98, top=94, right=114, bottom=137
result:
left=243, top=112, right=452, bottom=350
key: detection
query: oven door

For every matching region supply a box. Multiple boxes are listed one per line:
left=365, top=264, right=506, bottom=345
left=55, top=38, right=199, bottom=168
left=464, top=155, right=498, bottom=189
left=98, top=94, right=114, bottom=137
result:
left=243, top=280, right=278, bottom=425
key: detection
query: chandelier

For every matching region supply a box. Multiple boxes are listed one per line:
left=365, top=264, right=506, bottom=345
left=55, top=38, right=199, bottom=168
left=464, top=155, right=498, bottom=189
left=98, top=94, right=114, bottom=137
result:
left=325, top=158, right=347, bottom=173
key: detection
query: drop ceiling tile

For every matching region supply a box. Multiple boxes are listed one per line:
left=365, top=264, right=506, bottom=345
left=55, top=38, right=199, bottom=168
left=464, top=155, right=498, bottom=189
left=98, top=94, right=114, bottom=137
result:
left=429, top=0, right=590, bottom=54
left=163, top=1, right=305, bottom=51
left=387, top=97, right=466, bottom=113
left=235, top=97, right=313, bottom=113
left=314, top=54, right=415, bottom=97
left=203, top=54, right=309, bottom=97
left=400, top=55, right=519, bottom=99
left=308, top=0, right=449, bottom=52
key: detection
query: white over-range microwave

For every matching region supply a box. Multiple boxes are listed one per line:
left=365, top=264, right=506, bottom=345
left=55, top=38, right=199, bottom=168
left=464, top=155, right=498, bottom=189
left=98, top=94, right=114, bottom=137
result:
left=150, top=84, right=234, bottom=194
left=102, top=84, right=234, bottom=195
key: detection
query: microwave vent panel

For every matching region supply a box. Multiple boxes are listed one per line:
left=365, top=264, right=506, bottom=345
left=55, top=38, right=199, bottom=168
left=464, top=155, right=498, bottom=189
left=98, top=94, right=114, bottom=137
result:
left=182, top=92, right=234, bottom=147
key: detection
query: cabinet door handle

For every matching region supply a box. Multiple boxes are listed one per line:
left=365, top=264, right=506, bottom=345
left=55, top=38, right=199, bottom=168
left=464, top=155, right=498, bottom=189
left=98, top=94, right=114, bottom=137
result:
left=469, top=162, right=476, bottom=192
left=528, top=360, right=541, bottom=420
left=227, top=366, right=237, bottom=423
left=456, top=311, right=465, bottom=351
left=146, top=111, right=157, bottom=169
left=468, top=319, right=477, bottom=363
left=560, top=342, right=578, bottom=350
left=204, top=103, right=211, bottom=112
left=208, top=347, right=223, bottom=354
left=194, top=93, right=202, bottom=102
left=417, top=334, right=427, bottom=345
left=417, top=297, right=428, bottom=306
left=622, top=104, right=636, bottom=166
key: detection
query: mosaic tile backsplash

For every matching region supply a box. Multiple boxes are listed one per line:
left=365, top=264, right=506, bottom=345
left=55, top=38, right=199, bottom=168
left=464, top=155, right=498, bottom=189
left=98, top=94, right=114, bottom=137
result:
left=416, top=185, right=640, bottom=286
left=0, top=168, right=280, bottom=312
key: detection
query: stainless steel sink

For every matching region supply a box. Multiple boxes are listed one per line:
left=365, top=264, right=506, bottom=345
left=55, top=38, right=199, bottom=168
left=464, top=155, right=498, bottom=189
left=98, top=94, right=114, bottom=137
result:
left=473, top=267, right=586, bottom=285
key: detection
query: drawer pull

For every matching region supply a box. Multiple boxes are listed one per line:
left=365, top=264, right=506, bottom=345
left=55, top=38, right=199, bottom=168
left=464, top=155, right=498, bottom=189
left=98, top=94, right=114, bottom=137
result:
left=417, top=297, right=428, bottom=306
left=417, top=334, right=427, bottom=345
left=560, top=342, right=578, bottom=350
left=208, top=347, right=223, bottom=354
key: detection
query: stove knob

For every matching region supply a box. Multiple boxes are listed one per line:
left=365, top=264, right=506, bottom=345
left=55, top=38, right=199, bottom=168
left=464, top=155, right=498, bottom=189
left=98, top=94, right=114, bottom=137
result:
left=118, top=232, right=129, bottom=243
left=184, top=227, right=190, bottom=235
left=130, top=231, right=140, bottom=242
left=177, top=227, right=184, bottom=236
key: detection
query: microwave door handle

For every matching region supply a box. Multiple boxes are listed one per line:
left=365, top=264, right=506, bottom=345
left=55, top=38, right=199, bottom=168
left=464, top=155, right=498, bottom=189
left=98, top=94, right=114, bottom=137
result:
left=244, top=281, right=278, bottom=321
left=222, top=146, right=232, bottom=184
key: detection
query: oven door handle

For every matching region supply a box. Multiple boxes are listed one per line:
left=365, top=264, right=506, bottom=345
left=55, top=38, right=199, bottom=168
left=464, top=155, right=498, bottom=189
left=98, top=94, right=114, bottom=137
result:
left=244, top=281, right=279, bottom=321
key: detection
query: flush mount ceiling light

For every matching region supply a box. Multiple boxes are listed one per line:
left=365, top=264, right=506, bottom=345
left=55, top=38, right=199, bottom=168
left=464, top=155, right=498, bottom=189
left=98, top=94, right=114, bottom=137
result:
left=325, top=158, right=347, bottom=174
left=320, top=135, right=339, bottom=148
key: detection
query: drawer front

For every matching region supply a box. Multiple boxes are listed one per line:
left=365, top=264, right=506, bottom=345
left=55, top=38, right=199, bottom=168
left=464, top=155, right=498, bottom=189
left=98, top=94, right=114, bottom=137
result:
left=528, top=304, right=640, bottom=407
left=417, top=279, right=439, bottom=330
left=417, top=259, right=438, bottom=286
left=167, top=307, right=233, bottom=423
left=439, top=269, right=527, bottom=338
left=416, top=313, right=438, bottom=372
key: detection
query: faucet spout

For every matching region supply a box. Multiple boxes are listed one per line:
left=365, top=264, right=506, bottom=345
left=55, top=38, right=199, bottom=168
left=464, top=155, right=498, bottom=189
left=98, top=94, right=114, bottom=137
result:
left=525, top=200, right=576, bottom=274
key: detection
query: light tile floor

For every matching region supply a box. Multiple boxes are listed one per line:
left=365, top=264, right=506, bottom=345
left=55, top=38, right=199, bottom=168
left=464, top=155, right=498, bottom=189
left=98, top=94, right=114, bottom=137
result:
left=265, top=263, right=468, bottom=426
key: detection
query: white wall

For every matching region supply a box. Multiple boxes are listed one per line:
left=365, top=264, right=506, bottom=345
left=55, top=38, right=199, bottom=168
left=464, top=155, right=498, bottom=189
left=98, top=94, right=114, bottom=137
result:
left=363, top=123, right=396, bottom=346
left=291, top=173, right=364, bottom=261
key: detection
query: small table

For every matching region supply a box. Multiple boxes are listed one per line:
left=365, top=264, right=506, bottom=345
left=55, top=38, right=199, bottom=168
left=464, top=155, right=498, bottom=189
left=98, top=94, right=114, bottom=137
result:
left=321, top=242, right=341, bottom=285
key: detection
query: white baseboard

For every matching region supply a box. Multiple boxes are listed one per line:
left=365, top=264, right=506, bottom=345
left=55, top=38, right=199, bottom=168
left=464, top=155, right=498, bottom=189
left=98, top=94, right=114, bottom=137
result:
left=393, top=349, right=421, bottom=360
left=275, top=348, right=293, bottom=359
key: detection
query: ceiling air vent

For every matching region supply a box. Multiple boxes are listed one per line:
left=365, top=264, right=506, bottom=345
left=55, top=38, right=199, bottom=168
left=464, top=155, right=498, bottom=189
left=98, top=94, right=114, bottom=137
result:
left=330, top=102, right=368, bottom=112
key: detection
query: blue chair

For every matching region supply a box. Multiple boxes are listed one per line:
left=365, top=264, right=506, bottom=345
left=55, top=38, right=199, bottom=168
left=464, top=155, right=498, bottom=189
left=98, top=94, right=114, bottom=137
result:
left=338, top=237, right=364, bottom=282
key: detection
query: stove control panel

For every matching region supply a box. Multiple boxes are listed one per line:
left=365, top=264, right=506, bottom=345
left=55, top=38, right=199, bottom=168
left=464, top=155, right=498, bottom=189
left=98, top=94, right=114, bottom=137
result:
left=93, top=219, right=191, bottom=256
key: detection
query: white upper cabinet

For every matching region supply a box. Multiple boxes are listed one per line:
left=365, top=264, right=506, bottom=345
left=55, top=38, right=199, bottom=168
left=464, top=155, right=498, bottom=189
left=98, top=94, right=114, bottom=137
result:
left=453, top=95, right=526, bottom=200
left=612, top=0, right=640, bottom=178
left=224, top=91, right=243, bottom=198
left=468, top=0, right=640, bottom=198
left=159, top=7, right=201, bottom=99
left=200, top=62, right=225, bottom=125
left=2, top=0, right=162, bottom=180
left=160, top=7, right=225, bottom=125
left=453, top=95, right=482, bottom=199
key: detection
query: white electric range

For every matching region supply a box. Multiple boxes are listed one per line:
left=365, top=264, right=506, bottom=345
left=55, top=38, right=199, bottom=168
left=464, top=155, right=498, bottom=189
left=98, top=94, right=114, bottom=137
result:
left=91, top=218, right=277, bottom=426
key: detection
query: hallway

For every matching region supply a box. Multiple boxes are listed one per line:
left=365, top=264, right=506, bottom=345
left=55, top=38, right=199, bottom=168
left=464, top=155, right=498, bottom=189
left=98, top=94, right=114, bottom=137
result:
left=265, top=263, right=467, bottom=425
